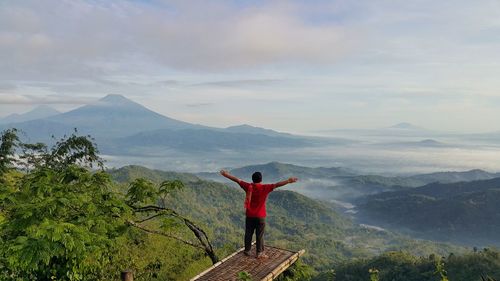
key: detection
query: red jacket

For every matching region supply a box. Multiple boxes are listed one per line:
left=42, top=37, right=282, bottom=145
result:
left=238, top=181, right=277, bottom=218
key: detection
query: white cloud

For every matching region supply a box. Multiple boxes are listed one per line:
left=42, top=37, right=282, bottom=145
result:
left=0, top=0, right=353, bottom=81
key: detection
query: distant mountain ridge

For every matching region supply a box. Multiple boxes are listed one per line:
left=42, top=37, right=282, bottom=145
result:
left=0, top=94, right=315, bottom=153
left=107, top=128, right=308, bottom=153
left=357, top=177, right=500, bottom=245
left=387, top=122, right=426, bottom=130
left=225, top=124, right=292, bottom=137
left=0, top=105, right=60, bottom=124
left=228, top=161, right=355, bottom=181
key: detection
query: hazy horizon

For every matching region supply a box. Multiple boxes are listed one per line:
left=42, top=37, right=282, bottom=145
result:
left=2, top=95, right=500, bottom=135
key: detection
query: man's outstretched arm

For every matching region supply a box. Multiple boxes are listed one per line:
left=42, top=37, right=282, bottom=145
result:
left=274, top=177, right=298, bottom=188
left=220, top=170, right=241, bottom=184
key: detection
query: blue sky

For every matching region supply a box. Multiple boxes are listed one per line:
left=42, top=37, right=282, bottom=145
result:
left=1, top=0, right=499, bottom=133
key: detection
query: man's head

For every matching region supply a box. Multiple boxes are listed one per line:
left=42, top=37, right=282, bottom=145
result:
left=252, top=171, right=262, bottom=183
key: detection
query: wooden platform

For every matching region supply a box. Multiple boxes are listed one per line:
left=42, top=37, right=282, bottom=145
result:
left=191, top=245, right=305, bottom=281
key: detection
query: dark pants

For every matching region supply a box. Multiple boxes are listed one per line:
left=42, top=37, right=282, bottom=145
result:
left=245, top=217, right=266, bottom=253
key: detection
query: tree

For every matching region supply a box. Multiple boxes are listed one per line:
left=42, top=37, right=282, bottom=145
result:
left=124, top=178, right=218, bottom=264
left=435, top=258, right=449, bottom=281
left=0, top=129, right=217, bottom=280
left=0, top=129, right=20, bottom=175
left=369, top=268, right=380, bottom=281
left=276, top=261, right=314, bottom=281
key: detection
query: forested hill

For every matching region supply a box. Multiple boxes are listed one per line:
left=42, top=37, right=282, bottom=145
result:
left=357, top=177, right=500, bottom=245
left=109, top=165, right=353, bottom=269
left=108, top=165, right=465, bottom=270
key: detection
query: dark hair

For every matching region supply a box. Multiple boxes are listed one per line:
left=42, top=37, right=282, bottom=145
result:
left=252, top=172, right=262, bottom=183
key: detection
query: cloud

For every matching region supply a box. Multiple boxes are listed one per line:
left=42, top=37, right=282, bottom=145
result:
left=184, top=102, right=213, bottom=108
left=0, top=94, right=93, bottom=105
left=191, top=79, right=284, bottom=88
left=0, top=0, right=353, bottom=82
left=0, top=83, right=17, bottom=91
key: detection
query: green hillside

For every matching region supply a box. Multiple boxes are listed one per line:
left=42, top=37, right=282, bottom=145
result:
left=109, top=165, right=466, bottom=271
left=357, top=178, right=500, bottom=245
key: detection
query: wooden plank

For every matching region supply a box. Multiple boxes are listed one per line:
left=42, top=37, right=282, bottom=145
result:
left=190, top=243, right=253, bottom=281
left=261, top=249, right=305, bottom=281
left=191, top=245, right=305, bottom=281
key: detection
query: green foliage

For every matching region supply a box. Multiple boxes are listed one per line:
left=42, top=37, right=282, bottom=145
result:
left=0, top=129, right=19, bottom=174
left=45, top=131, right=102, bottom=170
left=324, top=269, right=336, bottom=281
left=0, top=130, right=214, bottom=280
left=435, top=258, right=449, bottom=281
left=324, top=249, right=500, bottom=281
left=126, top=178, right=158, bottom=206
left=368, top=268, right=379, bottom=281
left=276, top=260, right=314, bottom=281
left=238, top=271, right=253, bottom=281
left=0, top=130, right=128, bottom=280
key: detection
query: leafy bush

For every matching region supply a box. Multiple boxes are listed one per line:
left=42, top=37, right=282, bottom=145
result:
left=0, top=129, right=216, bottom=280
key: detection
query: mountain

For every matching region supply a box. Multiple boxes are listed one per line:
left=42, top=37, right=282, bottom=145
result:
left=227, top=162, right=355, bottom=182
left=406, top=169, right=500, bottom=184
left=225, top=124, right=291, bottom=137
left=107, top=129, right=310, bottom=154
left=326, top=169, right=500, bottom=202
left=374, top=138, right=451, bottom=148
left=0, top=105, right=60, bottom=124
left=387, top=122, right=425, bottom=130
left=0, top=119, right=78, bottom=143
left=44, top=94, right=201, bottom=138
left=197, top=162, right=356, bottom=184
left=356, top=177, right=500, bottom=245
left=0, top=94, right=199, bottom=141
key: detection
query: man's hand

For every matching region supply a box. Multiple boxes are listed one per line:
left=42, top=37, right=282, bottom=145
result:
left=274, top=177, right=299, bottom=188
left=220, top=169, right=241, bottom=183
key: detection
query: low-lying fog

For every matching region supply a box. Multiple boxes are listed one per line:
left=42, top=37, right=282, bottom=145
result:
left=102, top=134, right=500, bottom=176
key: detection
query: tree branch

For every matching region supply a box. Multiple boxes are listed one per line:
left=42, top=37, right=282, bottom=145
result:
left=126, top=220, right=204, bottom=250
left=135, top=212, right=168, bottom=223
left=128, top=204, right=219, bottom=264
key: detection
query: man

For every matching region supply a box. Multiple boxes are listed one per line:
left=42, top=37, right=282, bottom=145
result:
left=220, top=169, right=298, bottom=258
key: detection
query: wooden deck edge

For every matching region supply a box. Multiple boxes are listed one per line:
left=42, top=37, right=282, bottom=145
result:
left=261, top=249, right=306, bottom=281
left=190, top=242, right=256, bottom=281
